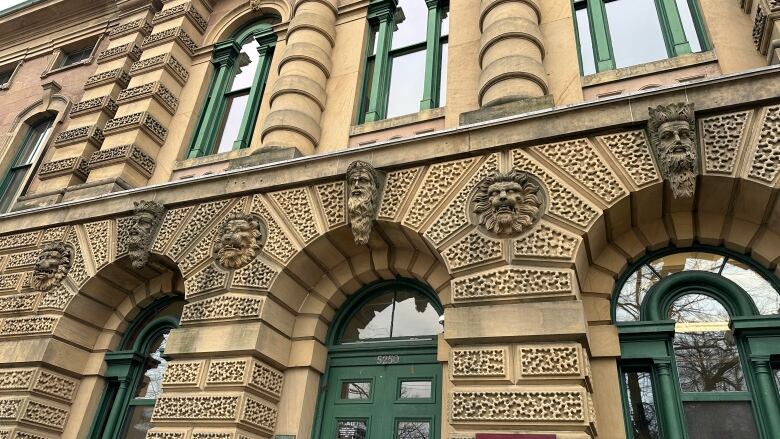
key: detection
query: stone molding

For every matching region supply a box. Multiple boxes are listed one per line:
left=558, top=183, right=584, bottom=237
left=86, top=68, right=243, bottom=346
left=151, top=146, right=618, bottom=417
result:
left=104, top=111, right=168, bottom=145
left=37, top=157, right=89, bottom=181
left=96, top=43, right=143, bottom=64
left=130, top=52, right=190, bottom=84
left=69, top=95, right=118, bottom=118
left=52, top=125, right=105, bottom=148
left=117, top=81, right=179, bottom=114
left=108, top=18, right=153, bottom=39
left=88, top=144, right=156, bottom=178
left=142, top=27, right=198, bottom=55
left=83, top=68, right=131, bottom=90
left=152, top=2, right=208, bottom=33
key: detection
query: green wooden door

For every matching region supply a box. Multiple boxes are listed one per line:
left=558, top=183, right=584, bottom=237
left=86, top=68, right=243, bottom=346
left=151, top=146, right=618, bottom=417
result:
left=320, top=355, right=441, bottom=439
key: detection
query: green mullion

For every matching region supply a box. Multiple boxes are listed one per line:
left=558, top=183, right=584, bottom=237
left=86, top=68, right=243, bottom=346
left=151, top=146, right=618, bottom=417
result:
left=680, top=392, right=752, bottom=401
left=420, top=0, right=444, bottom=110
left=654, top=360, right=688, bottom=439
left=128, top=398, right=156, bottom=406
left=655, top=0, right=692, bottom=56
left=364, top=9, right=395, bottom=122
left=186, top=41, right=241, bottom=159
left=231, top=42, right=274, bottom=150
left=586, top=0, right=615, bottom=72
left=685, top=0, right=710, bottom=50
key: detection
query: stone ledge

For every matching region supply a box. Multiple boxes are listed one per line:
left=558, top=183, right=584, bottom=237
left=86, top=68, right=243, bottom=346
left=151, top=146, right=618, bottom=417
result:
left=582, top=51, right=718, bottom=87
left=460, top=95, right=554, bottom=125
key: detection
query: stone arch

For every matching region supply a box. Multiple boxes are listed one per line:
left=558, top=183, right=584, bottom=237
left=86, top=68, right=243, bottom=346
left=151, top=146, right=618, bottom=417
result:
left=203, top=0, right=289, bottom=46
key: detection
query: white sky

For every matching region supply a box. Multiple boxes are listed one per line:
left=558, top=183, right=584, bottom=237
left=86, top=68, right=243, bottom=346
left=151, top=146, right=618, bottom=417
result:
left=1, top=0, right=35, bottom=14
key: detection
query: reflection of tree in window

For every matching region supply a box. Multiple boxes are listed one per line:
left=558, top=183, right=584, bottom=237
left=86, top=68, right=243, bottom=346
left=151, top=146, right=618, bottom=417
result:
left=623, top=370, right=659, bottom=439
left=397, top=421, right=430, bottom=439
left=341, top=287, right=442, bottom=342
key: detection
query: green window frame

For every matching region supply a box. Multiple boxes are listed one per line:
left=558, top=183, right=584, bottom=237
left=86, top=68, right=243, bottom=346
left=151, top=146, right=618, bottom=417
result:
left=358, top=0, right=449, bottom=124
left=572, top=0, right=710, bottom=75
left=614, top=248, right=780, bottom=439
left=186, top=21, right=277, bottom=159
left=0, top=115, right=54, bottom=213
left=87, top=298, right=184, bottom=439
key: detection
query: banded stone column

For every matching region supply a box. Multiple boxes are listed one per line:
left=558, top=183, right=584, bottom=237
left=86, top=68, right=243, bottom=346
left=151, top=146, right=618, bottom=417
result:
left=31, top=4, right=159, bottom=201
left=260, top=0, right=337, bottom=156
left=478, top=0, right=548, bottom=107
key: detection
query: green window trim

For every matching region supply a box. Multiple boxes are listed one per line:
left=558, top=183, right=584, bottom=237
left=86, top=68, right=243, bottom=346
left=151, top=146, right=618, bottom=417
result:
left=0, top=115, right=54, bottom=213
left=614, top=249, right=780, bottom=439
left=573, top=0, right=710, bottom=75
left=358, top=0, right=449, bottom=124
left=87, top=298, right=183, bottom=439
left=186, top=22, right=277, bottom=159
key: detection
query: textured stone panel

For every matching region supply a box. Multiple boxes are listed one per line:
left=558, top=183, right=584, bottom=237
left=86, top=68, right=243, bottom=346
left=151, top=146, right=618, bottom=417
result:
left=65, top=228, right=89, bottom=286
left=425, top=154, right=500, bottom=246
left=41, top=227, right=68, bottom=244
left=153, top=207, right=193, bottom=253
left=250, top=195, right=297, bottom=263
left=451, top=348, right=506, bottom=378
left=178, top=198, right=247, bottom=274
left=184, top=265, right=228, bottom=299
left=6, top=250, right=39, bottom=269
left=163, top=361, right=203, bottom=386
left=404, top=158, right=476, bottom=229
left=231, top=257, right=278, bottom=290
left=20, top=399, right=69, bottom=430
left=597, top=131, right=660, bottom=188
left=0, top=231, right=40, bottom=250
left=513, top=223, right=579, bottom=261
left=442, top=231, right=503, bottom=271
left=249, top=360, right=283, bottom=399
left=749, top=105, right=780, bottom=183
left=0, top=397, right=23, bottom=419
left=452, top=267, right=572, bottom=302
left=512, top=149, right=598, bottom=228
left=450, top=390, right=585, bottom=422
left=181, top=295, right=264, bottom=323
left=534, top=139, right=625, bottom=204
left=32, top=370, right=77, bottom=401
left=378, top=168, right=421, bottom=220
left=0, top=292, right=36, bottom=313
left=519, top=345, right=581, bottom=377
left=0, top=274, right=21, bottom=292
left=167, top=200, right=231, bottom=260
left=0, top=316, right=58, bottom=336
left=240, top=396, right=277, bottom=432
left=700, top=111, right=749, bottom=175
left=38, top=285, right=74, bottom=310
left=0, top=369, right=34, bottom=390
left=152, top=395, right=239, bottom=420
left=315, top=182, right=346, bottom=229
left=270, top=188, right=321, bottom=243
left=84, top=220, right=111, bottom=269
left=206, top=359, right=247, bottom=384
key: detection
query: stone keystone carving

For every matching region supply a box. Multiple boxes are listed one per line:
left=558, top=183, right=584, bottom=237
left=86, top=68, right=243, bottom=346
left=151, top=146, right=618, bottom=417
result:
left=128, top=200, right=165, bottom=269
left=471, top=168, right=545, bottom=237
left=346, top=160, right=382, bottom=245
left=648, top=102, right=698, bottom=199
left=31, top=242, right=73, bottom=291
left=213, top=212, right=267, bottom=270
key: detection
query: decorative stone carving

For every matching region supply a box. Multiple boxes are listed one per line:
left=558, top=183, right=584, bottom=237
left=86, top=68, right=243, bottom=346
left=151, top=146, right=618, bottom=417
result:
left=167, top=200, right=231, bottom=260
left=142, top=27, right=198, bottom=55
left=471, top=168, right=544, bottom=237
left=127, top=201, right=165, bottom=269
left=0, top=274, right=23, bottom=292
left=130, top=53, right=189, bottom=85
left=84, top=68, right=130, bottom=89
left=749, top=105, right=780, bottom=183
left=84, top=221, right=110, bottom=269
left=181, top=295, right=264, bottom=323
left=250, top=195, right=298, bottom=264
left=104, top=111, right=168, bottom=144
left=38, top=285, right=74, bottom=310
left=30, top=243, right=72, bottom=291
left=32, top=370, right=78, bottom=401
left=163, top=361, right=203, bottom=386
left=153, top=2, right=208, bottom=33
left=89, top=144, right=156, bottom=177
left=450, top=390, right=585, bottom=422
left=346, top=161, right=382, bottom=245
left=52, top=125, right=104, bottom=147
left=648, top=103, right=698, bottom=198
left=451, top=348, right=507, bottom=378
left=20, top=399, right=69, bottom=430
left=519, top=345, right=581, bottom=376
left=232, top=257, right=277, bottom=289
left=0, top=292, right=38, bottom=314
left=315, top=182, right=346, bottom=229
left=0, top=316, right=58, bottom=336
left=108, top=18, right=152, bottom=38
left=442, top=231, right=503, bottom=271
left=452, top=267, right=572, bottom=302
left=404, top=158, right=475, bottom=229
left=213, top=213, right=266, bottom=270
left=270, top=188, right=321, bottom=243
left=152, top=395, right=239, bottom=421
left=513, top=223, right=579, bottom=261
left=378, top=168, right=421, bottom=220
left=0, top=231, right=40, bottom=250
left=185, top=265, right=228, bottom=299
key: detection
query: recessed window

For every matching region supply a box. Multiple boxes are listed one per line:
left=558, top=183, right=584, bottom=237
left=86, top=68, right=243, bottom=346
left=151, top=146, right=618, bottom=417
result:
left=0, top=116, right=54, bottom=213
left=0, top=66, right=14, bottom=87
left=359, top=0, right=449, bottom=123
left=573, top=0, right=709, bottom=75
left=60, top=43, right=95, bottom=67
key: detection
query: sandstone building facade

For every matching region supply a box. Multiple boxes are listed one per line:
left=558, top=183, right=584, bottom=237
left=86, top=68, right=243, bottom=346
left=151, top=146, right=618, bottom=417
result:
left=0, top=0, right=779, bottom=438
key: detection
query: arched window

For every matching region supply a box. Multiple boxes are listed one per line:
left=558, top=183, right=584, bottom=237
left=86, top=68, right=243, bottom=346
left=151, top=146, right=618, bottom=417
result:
left=186, top=19, right=279, bottom=158
left=87, top=298, right=184, bottom=439
left=614, top=248, right=780, bottom=439
left=315, top=280, right=443, bottom=439
left=0, top=115, right=54, bottom=212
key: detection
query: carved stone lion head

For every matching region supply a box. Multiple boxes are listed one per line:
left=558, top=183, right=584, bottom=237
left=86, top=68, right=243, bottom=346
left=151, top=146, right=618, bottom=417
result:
left=128, top=200, right=165, bottom=269
left=31, top=242, right=73, bottom=291
left=648, top=102, right=698, bottom=198
left=471, top=169, right=544, bottom=237
left=346, top=161, right=381, bottom=245
left=213, top=212, right=266, bottom=269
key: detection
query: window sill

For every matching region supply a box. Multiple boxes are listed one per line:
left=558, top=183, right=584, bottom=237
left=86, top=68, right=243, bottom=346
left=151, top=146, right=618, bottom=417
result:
left=171, top=147, right=253, bottom=180
left=41, top=59, right=92, bottom=78
left=582, top=51, right=718, bottom=87
left=349, top=108, right=445, bottom=147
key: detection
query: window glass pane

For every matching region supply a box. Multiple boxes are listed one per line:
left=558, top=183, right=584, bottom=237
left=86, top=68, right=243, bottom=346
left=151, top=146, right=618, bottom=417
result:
left=231, top=38, right=262, bottom=91
left=391, top=288, right=442, bottom=338
left=439, top=42, right=448, bottom=107
left=623, top=370, right=660, bottom=439
left=341, top=382, right=371, bottom=400
left=0, top=168, right=29, bottom=212
left=386, top=50, right=426, bottom=118
left=337, top=420, right=367, bottom=439
left=368, top=25, right=379, bottom=56
left=122, top=301, right=184, bottom=349
left=62, top=45, right=94, bottom=66
left=400, top=381, right=432, bottom=399
left=397, top=420, right=430, bottom=439
left=214, top=92, right=249, bottom=154
left=654, top=252, right=724, bottom=278
left=392, top=0, right=428, bottom=50
left=773, top=366, right=780, bottom=396
left=441, top=7, right=449, bottom=37
left=0, top=68, right=12, bottom=86
left=670, top=294, right=745, bottom=392
left=675, top=0, right=703, bottom=52
left=16, top=118, right=53, bottom=166
left=615, top=265, right=660, bottom=322
left=721, top=259, right=780, bottom=315
left=575, top=6, right=596, bottom=75
left=682, top=401, right=759, bottom=439
left=605, top=0, right=669, bottom=68
left=341, top=291, right=395, bottom=342
left=121, top=405, right=154, bottom=439
left=362, top=57, right=375, bottom=117
left=134, top=331, right=171, bottom=399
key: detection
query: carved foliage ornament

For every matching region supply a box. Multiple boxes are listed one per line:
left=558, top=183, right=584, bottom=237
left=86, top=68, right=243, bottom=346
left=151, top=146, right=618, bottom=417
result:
left=128, top=200, right=166, bottom=269
left=471, top=168, right=545, bottom=237
left=213, top=212, right=267, bottom=270
left=346, top=161, right=382, bottom=245
left=31, top=242, right=73, bottom=291
left=648, top=102, right=698, bottom=198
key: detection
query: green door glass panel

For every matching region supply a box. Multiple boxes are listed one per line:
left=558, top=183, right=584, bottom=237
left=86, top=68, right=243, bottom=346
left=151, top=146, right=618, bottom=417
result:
left=321, top=361, right=440, bottom=439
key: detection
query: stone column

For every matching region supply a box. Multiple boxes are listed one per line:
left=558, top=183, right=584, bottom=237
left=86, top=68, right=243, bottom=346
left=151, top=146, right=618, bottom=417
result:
left=654, top=361, right=686, bottom=439
left=478, top=0, right=548, bottom=107
left=260, top=0, right=337, bottom=156
left=753, top=0, right=780, bottom=64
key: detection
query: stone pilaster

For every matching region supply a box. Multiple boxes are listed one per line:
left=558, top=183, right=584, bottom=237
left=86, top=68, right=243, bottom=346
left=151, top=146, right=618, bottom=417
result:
left=753, top=0, right=780, bottom=64
left=478, top=0, right=548, bottom=107
left=260, top=0, right=337, bottom=156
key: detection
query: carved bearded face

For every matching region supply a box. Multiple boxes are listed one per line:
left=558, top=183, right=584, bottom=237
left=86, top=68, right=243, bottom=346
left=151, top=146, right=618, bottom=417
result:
left=649, top=103, right=698, bottom=199
left=472, top=170, right=543, bottom=236
left=127, top=201, right=164, bottom=270
left=346, top=162, right=380, bottom=246
left=214, top=214, right=265, bottom=269
left=31, top=243, right=72, bottom=291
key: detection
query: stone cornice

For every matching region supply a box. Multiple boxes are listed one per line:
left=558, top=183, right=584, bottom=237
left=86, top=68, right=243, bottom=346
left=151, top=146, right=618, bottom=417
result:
left=1, top=65, right=780, bottom=234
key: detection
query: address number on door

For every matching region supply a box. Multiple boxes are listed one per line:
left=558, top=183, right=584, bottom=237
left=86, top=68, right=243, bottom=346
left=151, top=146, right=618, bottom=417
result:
left=376, top=355, right=400, bottom=364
